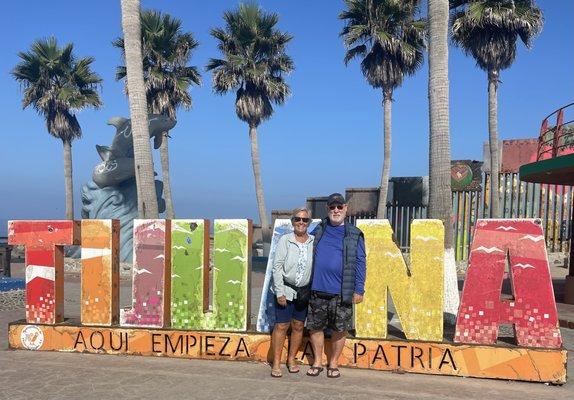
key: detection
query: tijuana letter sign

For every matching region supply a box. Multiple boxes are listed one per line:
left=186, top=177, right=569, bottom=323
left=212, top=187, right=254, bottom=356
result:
left=7, top=218, right=567, bottom=383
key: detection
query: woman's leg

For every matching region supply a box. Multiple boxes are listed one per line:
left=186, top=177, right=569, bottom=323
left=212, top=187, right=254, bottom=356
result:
left=271, top=322, right=290, bottom=373
left=287, top=319, right=305, bottom=370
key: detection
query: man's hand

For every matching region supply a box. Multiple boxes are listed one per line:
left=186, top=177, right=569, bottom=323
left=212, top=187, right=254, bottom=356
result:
left=353, top=293, right=363, bottom=304
left=277, top=295, right=287, bottom=307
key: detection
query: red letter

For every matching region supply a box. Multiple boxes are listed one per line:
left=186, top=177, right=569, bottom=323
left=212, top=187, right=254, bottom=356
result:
left=8, top=220, right=80, bottom=324
left=455, top=219, right=561, bottom=348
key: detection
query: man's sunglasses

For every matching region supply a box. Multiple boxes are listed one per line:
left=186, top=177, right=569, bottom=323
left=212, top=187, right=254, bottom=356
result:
left=292, top=217, right=310, bottom=223
left=328, top=205, right=345, bottom=211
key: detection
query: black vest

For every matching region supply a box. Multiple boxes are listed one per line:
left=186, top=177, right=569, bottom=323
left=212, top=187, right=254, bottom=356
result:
left=312, top=219, right=364, bottom=305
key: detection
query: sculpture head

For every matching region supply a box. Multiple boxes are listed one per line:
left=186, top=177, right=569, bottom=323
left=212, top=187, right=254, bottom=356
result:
left=93, top=114, right=177, bottom=188
left=148, top=114, right=177, bottom=149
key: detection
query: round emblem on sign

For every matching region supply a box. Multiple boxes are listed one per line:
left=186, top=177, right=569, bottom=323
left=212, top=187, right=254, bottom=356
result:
left=20, top=325, right=44, bottom=350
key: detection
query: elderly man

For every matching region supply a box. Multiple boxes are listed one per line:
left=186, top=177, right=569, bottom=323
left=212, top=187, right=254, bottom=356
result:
left=306, top=193, right=366, bottom=378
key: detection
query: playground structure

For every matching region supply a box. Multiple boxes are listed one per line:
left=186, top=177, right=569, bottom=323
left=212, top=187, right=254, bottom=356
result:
left=520, top=102, right=574, bottom=304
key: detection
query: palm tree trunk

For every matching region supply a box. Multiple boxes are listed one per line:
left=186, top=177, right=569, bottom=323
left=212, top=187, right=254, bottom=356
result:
left=377, top=89, right=392, bottom=218
left=159, top=133, right=175, bottom=219
left=427, top=0, right=459, bottom=322
left=249, top=125, right=271, bottom=243
left=120, top=0, right=158, bottom=219
left=63, top=139, right=74, bottom=220
left=488, top=69, right=500, bottom=218
left=428, top=0, right=453, bottom=249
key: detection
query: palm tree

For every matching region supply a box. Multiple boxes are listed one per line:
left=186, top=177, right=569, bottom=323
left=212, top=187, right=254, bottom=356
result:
left=340, top=0, right=425, bottom=218
left=12, top=37, right=102, bottom=220
left=120, top=0, right=159, bottom=218
left=114, top=10, right=201, bottom=219
left=427, top=0, right=458, bottom=320
left=206, top=3, right=293, bottom=243
left=451, top=0, right=543, bottom=217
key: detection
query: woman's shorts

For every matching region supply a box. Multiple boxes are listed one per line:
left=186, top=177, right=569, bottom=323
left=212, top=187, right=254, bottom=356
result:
left=275, top=298, right=308, bottom=323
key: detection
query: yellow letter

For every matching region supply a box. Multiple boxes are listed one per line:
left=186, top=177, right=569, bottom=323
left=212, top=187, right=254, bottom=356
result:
left=355, top=220, right=444, bottom=341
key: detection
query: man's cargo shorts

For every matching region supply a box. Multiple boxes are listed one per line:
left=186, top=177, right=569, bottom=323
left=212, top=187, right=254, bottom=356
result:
left=306, top=291, right=353, bottom=332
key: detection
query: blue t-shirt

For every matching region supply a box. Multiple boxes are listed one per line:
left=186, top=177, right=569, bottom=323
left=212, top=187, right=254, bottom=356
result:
left=311, top=222, right=366, bottom=295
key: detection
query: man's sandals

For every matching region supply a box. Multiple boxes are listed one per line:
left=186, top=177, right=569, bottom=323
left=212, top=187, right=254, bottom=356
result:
left=307, top=365, right=340, bottom=378
left=327, top=367, right=341, bottom=378
left=306, top=366, right=324, bottom=377
left=270, top=368, right=283, bottom=378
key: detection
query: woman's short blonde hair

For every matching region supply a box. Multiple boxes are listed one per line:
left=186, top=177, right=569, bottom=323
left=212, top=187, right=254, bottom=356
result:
left=291, top=206, right=311, bottom=219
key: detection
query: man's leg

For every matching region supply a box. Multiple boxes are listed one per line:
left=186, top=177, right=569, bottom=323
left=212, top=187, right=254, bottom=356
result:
left=309, top=329, right=324, bottom=367
left=327, top=300, right=352, bottom=377
left=271, top=322, right=290, bottom=374
left=328, top=330, right=346, bottom=370
left=306, top=294, right=327, bottom=375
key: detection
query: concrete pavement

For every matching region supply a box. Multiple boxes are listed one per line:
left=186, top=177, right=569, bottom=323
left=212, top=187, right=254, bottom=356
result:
left=0, top=344, right=572, bottom=400
left=1, top=263, right=573, bottom=399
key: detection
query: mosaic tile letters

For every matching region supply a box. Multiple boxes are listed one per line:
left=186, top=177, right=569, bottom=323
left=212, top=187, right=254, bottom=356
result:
left=170, top=219, right=210, bottom=329
left=256, top=218, right=320, bottom=333
left=356, top=220, right=444, bottom=341
left=8, top=220, right=80, bottom=324
left=8, top=217, right=563, bottom=353
left=211, top=219, right=251, bottom=331
left=81, top=220, right=120, bottom=326
left=170, top=219, right=251, bottom=331
left=454, top=219, right=562, bottom=348
left=121, top=219, right=171, bottom=327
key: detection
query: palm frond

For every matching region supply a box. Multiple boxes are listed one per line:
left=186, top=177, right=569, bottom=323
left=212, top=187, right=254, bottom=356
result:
left=451, top=0, right=543, bottom=72
left=12, top=37, right=102, bottom=141
left=207, top=3, right=293, bottom=127
left=340, top=0, right=425, bottom=91
left=344, top=44, right=368, bottom=65
left=114, top=9, right=201, bottom=117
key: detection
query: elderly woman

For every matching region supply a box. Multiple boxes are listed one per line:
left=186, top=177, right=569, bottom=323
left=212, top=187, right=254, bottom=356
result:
left=270, top=207, right=314, bottom=377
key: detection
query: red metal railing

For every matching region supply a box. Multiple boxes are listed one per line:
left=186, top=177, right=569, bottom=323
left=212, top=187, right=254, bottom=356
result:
left=537, top=102, right=574, bottom=161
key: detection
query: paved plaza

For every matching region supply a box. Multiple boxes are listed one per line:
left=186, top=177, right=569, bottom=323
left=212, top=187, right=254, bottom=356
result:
left=0, top=264, right=573, bottom=399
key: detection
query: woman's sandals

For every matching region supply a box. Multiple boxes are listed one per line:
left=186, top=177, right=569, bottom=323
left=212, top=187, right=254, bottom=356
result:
left=271, top=362, right=300, bottom=377
left=287, top=363, right=300, bottom=373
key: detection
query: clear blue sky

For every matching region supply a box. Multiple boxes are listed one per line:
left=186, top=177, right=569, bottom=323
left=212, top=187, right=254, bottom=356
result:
left=1, top=1, right=572, bottom=233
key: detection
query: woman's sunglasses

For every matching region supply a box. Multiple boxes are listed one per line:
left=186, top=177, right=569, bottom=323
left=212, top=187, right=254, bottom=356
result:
left=292, top=217, right=310, bottom=223
left=328, top=205, right=345, bottom=211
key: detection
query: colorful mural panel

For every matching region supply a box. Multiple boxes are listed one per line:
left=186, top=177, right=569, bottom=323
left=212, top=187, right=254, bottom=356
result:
left=455, top=219, right=562, bottom=348
left=121, top=219, right=171, bottom=327
left=80, top=220, right=120, bottom=326
left=211, top=220, right=251, bottom=331
left=8, top=323, right=567, bottom=384
left=8, top=220, right=80, bottom=324
left=170, top=219, right=210, bottom=329
left=451, top=160, right=482, bottom=191
left=256, top=218, right=320, bottom=333
left=356, top=219, right=444, bottom=341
